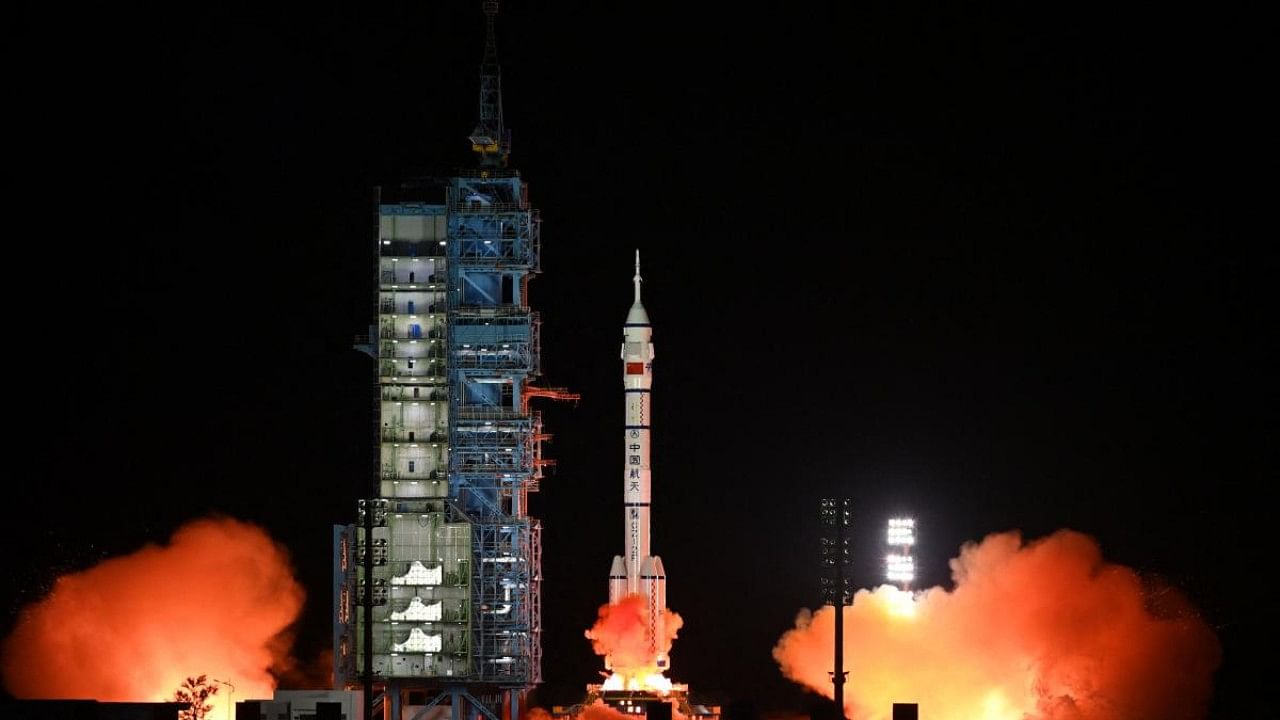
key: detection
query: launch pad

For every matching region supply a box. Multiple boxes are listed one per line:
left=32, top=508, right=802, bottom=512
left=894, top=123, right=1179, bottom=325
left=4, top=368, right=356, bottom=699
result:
left=552, top=684, right=720, bottom=720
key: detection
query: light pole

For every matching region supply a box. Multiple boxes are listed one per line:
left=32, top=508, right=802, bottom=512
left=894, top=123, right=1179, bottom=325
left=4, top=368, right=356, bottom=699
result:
left=212, top=678, right=235, bottom=720
left=820, top=498, right=852, bottom=718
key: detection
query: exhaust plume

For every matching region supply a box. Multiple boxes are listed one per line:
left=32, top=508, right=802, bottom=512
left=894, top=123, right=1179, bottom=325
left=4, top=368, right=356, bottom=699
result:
left=3, top=516, right=305, bottom=707
left=585, top=594, right=683, bottom=690
left=773, top=530, right=1219, bottom=720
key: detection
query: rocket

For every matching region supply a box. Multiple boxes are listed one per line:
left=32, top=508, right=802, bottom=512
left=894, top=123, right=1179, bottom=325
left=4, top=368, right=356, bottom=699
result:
left=608, top=250, right=669, bottom=671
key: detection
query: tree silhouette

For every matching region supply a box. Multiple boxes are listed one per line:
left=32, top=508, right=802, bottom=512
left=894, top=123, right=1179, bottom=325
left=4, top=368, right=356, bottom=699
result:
left=174, top=674, right=220, bottom=720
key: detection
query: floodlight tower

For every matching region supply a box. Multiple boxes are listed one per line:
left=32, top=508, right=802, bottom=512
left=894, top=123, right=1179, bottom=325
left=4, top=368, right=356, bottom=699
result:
left=820, top=498, right=852, bottom=717
left=885, top=518, right=915, bottom=591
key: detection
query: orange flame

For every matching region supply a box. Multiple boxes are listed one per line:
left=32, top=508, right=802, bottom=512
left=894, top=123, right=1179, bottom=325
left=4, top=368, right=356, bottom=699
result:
left=773, top=530, right=1220, bottom=720
left=2, top=516, right=305, bottom=712
left=585, top=594, right=683, bottom=694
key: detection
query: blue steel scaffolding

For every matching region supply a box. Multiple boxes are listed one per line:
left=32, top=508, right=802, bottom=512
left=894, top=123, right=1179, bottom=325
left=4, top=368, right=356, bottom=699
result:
left=447, top=169, right=544, bottom=702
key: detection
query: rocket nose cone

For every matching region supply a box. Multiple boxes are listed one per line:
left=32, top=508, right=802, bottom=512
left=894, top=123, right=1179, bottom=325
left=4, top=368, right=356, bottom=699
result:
left=626, top=303, right=650, bottom=325
left=610, top=555, right=626, bottom=576
left=651, top=556, right=666, bottom=577
left=639, top=557, right=656, bottom=576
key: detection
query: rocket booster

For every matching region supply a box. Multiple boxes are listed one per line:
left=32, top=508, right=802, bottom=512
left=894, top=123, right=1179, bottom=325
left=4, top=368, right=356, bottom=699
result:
left=608, top=250, right=669, bottom=671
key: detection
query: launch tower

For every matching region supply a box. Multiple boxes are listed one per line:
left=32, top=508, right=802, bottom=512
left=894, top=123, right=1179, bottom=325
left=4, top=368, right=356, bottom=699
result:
left=335, top=5, right=573, bottom=720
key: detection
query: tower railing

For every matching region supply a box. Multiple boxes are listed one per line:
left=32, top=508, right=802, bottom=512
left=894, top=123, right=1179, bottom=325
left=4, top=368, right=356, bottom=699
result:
left=455, top=168, right=521, bottom=179
left=454, top=407, right=530, bottom=422
left=449, top=201, right=529, bottom=213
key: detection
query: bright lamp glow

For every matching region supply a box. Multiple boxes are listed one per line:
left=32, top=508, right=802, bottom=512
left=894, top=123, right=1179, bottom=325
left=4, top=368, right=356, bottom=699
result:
left=886, top=554, right=915, bottom=582
left=886, top=518, right=916, bottom=585
left=887, top=517, right=916, bottom=546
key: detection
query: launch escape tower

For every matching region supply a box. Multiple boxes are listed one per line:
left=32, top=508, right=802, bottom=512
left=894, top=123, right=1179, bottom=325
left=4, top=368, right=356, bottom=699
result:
left=335, top=4, right=573, bottom=719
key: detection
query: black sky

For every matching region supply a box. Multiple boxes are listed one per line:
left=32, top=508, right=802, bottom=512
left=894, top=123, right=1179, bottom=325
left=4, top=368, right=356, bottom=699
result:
left=7, top=1, right=1273, bottom=717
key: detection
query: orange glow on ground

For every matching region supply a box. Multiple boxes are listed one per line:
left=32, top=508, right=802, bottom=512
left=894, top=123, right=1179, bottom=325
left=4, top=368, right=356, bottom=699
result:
left=2, top=517, right=305, bottom=712
left=773, top=530, right=1220, bottom=720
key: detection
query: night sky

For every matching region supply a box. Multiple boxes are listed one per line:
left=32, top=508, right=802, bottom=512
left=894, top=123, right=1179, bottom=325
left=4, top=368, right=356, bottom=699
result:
left=7, top=2, right=1271, bottom=718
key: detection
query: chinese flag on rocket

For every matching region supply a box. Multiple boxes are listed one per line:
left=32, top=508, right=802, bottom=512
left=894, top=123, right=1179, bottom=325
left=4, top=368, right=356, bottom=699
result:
left=626, top=362, right=645, bottom=374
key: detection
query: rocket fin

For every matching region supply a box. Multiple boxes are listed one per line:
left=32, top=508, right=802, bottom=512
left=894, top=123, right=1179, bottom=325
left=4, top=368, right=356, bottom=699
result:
left=609, top=555, right=628, bottom=604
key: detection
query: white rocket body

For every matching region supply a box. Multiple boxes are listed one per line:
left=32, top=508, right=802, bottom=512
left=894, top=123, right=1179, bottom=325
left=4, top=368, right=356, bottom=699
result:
left=608, top=251, right=669, bottom=672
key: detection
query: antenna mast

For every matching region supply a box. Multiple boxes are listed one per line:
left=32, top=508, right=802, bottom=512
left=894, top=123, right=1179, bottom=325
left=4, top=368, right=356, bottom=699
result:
left=469, top=1, right=510, bottom=166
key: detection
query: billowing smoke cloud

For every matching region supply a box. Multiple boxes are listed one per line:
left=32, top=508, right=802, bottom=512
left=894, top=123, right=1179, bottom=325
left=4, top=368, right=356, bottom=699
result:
left=525, top=708, right=556, bottom=720
left=3, top=517, right=306, bottom=707
left=773, top=530, right=1220, bottom=720
left=585, top=594, right=683, bottom=682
